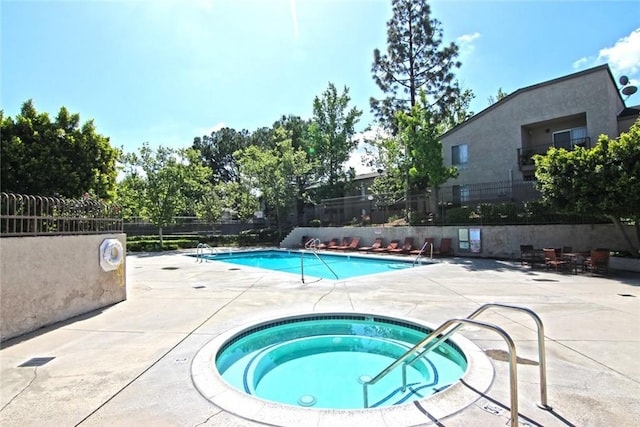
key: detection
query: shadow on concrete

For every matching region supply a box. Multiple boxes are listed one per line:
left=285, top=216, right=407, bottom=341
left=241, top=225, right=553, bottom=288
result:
left=0, top=303, right=120, bottom=350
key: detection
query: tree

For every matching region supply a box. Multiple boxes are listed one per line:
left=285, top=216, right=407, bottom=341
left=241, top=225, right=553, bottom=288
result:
left=120, top=143, right=211, bottom=248
left=192, top=127, right=249, bottom=185
left=1, top=99, right=119, bottom=199
left=535, top=119, right=640, bottom=255
left=370, top=0, right=461, bottom=131
left=370, top=91, right=457, bottom=220
left=488, top=88, right=508, bottom=105
left=399, top=91, right=458, bottom=210
left=271, top=115, right=315, bottom=225
left=236, top=131, right=311, bottom=237
left=308, top=83, right=362, bottom=200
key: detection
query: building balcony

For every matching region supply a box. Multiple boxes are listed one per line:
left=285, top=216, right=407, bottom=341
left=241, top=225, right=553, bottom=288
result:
left=517, top=137, right=591, bottom=170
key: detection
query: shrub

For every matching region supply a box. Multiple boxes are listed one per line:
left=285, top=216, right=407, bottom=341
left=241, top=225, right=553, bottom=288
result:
left=309, top=218, right=321, bottom=227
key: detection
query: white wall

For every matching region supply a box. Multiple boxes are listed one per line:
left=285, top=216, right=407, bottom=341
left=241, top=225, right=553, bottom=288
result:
left=281, top=225, right=635, bottom=260
left=0, top=234, right=127, bottom=342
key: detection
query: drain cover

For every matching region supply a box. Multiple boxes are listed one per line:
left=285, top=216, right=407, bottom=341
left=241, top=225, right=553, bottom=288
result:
left=618, top=293, right=636, bottom=297
left=298, top=394, right=317, bottom=407
left=192, top=285, right=206, bottom=289
left=162, top=267, right=179, bottom=270
left=18, top=357, right=55, bottom=367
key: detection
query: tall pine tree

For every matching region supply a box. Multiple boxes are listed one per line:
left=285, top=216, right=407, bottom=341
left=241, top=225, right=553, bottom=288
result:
left=371, top=0, right=461, bottom=132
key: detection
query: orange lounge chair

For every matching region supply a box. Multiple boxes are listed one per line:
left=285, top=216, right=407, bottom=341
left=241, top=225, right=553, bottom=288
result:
left=410, top=238, right=435, bottom=255
left=337, top=237, right=361, bottom=251
left=327, top=237, right=349, bottom=250
left=388, top=237, right=413, bottom=254
left=372, top=240, right=400, bottom=253
left=358, top=237, right=383, bottom=252
left=433, top=238, right=453, bottom=257
left=318, top=238, right=338, bottom=250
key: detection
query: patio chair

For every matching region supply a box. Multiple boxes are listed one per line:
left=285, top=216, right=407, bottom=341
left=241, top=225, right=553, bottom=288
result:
left=543, top=248, right=568, bottom=272
left=410, top=238, right=435, bottom=256
left=358, top=237, right=383, bottom=252
left=318, top=238, right=338, bottom=250
left=388, top=237, right=414, bottom=254
left=433, top=238, right=452, bottom=257
left=327, top=237, right=349, bottom=250
left=372, top=240, right=400, bottom=253
left=336, top=237, right=361, bottom=251
left=583, top=249, right=610, bottom=275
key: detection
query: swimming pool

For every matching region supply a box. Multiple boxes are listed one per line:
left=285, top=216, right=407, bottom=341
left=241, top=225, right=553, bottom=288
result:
left=192, top=249, right=428, bottom=280
left=215, top=314, right=467, bottom=409
left=192, top=312, right=493, bottom=425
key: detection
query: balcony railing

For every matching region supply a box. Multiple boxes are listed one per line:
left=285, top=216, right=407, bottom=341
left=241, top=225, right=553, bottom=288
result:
left=518, top=137, right=591, bottom=169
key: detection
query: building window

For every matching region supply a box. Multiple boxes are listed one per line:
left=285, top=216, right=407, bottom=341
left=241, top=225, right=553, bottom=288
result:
left=452, top=144, right=468, bottom=168
left=553, top=127, right=586, bottom=150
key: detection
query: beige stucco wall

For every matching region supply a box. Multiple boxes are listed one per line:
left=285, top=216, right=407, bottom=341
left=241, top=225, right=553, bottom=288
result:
left=441, top=66, right=625, bottom=185
left=282, top=224, right=635, bottom=261
left=0, top=234, right=127, bottom=342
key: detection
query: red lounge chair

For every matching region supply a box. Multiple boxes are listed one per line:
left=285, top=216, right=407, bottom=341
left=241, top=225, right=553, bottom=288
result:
left=373, top=240, right=400, bottom=253
left=358, top=237, right=383, bottom=252
left=388, top=237, right=413, bottom=254
left=410, top=238, right=435, bottom=255
left=433, top=238, right=453, bottom=257
left=318, top=238, right=338, bottom=250
left=337, top=237, right=361, bottom=251
left=329, top=237, right=350, bottom=250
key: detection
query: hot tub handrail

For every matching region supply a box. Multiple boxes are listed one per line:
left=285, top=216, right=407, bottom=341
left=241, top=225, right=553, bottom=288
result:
left=364, top=303, right=551, bottom=426
left=363, top=318, right=521, bottom=426
left=402, top=303, right=550, bottom=410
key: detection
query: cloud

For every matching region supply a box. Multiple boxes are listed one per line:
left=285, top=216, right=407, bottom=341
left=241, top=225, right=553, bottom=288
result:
left=197, top=122, right=226, bottom=136
left=290, top=0, right=299, bottom=39
left=457, top=32, right=480, bottom=56
left=598, top=28, right=640, bottom=76
left=573, top=28, right=640, bottom=78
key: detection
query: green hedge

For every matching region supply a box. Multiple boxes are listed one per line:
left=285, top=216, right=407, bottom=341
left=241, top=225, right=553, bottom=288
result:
left=126, top=228, right=283, bottom=252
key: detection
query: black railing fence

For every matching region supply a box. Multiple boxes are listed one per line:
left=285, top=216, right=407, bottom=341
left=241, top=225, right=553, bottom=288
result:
left=310, top=180, right=610, bottom=226
left=1, top=192, right=123, bottom=237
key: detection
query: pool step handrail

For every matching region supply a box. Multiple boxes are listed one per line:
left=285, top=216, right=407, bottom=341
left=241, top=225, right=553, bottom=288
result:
left=301, top=240, right=339, bottom=282
left=195, top=243, right=219, bottom=263
left=362, top=303, right=551, bottom=427
left=412, top=241, right=433, bottom=266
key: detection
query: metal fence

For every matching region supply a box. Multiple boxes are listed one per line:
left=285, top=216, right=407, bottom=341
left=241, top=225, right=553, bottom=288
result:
left=1, top=192, right=123, bottom=237
left=310, top=180, right=610, bottom=226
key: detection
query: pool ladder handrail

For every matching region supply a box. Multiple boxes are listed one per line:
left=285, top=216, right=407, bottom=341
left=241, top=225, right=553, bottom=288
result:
left=195, top=243, right=219, bottom=263
left=301, top=239, right=339, bottom=282
left=412, top=241, right=433, bottom=266
left=362, top=303, right=551, bottom=427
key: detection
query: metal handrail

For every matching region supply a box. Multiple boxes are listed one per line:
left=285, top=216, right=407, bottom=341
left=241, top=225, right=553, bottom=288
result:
left=363, top=303, right=552, bottom=426
left=363, top=318, right=520, bottom=425
left=195, top=243, right=218, bottom=263
left=412, top=241, right=433, bottom=266
left=301, top=239, right=339, bottom=283
left=401, top=303, right=550, bottom=410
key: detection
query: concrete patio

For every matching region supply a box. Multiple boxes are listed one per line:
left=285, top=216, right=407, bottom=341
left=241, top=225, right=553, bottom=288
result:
left=1, top=250, right=638, bottom=426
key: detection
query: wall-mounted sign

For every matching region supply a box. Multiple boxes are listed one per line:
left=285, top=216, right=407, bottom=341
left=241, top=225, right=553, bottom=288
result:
left=458, top=228, right=481, bottom=253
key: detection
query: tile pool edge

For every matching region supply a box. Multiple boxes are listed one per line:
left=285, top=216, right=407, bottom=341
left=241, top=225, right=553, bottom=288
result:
left=191, top=311, right=494, bottom=426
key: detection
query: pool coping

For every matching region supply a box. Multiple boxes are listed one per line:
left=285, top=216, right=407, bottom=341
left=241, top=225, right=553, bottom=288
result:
left=191, top=310, right=494, bottom=426
left=187, top=248, right=436, bottom=282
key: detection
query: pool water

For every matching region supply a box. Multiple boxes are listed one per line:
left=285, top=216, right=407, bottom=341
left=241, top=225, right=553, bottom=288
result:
left=215, top=315, right=467, bottom=409
left=194, top=249, right=426, bottom=280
